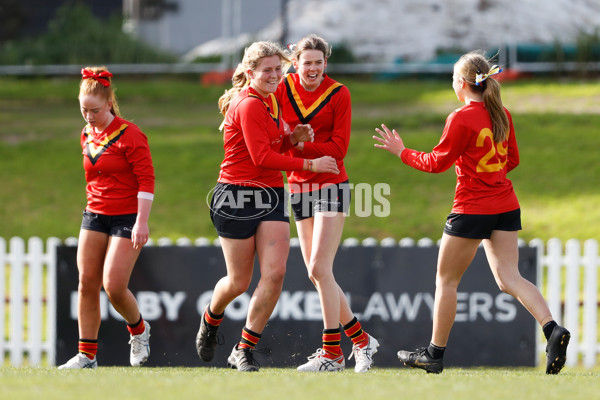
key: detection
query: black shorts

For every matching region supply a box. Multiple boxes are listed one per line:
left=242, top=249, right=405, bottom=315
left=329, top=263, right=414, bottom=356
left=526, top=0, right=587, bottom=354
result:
left=209, top=183, right=289, bottom=239
left=443, top=208, right=522, bottom=239
left=80, top=210, right=137, bottom=239
left=289, top=180, right=351, bottom=221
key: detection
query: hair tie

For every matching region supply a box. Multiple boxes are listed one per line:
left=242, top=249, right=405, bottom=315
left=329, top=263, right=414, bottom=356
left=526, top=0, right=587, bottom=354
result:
left=475, top=65, right=502, bottom=86
left=81, top=68, right=113, bottom=87
left=286, top=43, right=297, bottom=51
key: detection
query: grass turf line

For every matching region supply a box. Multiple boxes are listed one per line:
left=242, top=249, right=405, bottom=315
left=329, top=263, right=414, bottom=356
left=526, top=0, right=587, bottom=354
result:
left=1, top=366, right=599, bottom=400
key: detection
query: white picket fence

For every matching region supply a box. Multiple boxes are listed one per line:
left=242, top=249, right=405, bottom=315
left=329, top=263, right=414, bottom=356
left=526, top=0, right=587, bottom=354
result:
left=0, top=237, right=59, bottom=366
left=1, top=236, right=598, bottom=367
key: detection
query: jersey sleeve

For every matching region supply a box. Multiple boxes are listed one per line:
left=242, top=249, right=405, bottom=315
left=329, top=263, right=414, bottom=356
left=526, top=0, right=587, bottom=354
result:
left=300, top=86, right=351, bottom=160
left=239, top=99, right=305, bottom=171
left=125, top=128, right=155, bottom=194
left=400, top=111, right=469, bottom=173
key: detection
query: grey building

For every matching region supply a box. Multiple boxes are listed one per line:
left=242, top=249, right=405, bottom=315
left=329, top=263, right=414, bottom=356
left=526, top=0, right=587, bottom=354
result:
left=123, top=0, right=285, bottom=55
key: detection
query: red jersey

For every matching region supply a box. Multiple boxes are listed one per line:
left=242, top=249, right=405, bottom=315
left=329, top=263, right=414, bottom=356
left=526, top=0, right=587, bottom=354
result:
left=275, top=73, right=351, bottom=192
left=218, top=86, right=304, bottom=187
left=400, top=102, right=519, bottom=214
left=81, top=116, right=155, bottom=215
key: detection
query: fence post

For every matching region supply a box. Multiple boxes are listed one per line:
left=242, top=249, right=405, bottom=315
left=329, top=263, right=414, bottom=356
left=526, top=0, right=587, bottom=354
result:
left=46, top=237, right=60, bottom=366
left=546, top=238, right=563, bottom=324
left=583, top=239, right=598, bottom=368
left=0, top=237, right=6, bottom=366
left=564, top=239, right=580, bottom=367
left=27, top=237, right=44, bottom=365
left=529, top=238, right=545, bottom=365
left=9, top=237, right=25, bottom=366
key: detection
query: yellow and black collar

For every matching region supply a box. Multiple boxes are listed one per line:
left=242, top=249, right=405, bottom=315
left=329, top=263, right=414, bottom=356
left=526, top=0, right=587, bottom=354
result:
left=248, top=92, right=280, bottom=127
left=84, top=123, right=128, bottom=165
left=283, top=74, right=343, bottom=124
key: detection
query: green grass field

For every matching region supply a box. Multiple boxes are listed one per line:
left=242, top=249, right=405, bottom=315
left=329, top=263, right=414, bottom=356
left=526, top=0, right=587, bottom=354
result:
left=1, top=366, right=599, bottom=400
left=1, top=76, right=599, bottom=242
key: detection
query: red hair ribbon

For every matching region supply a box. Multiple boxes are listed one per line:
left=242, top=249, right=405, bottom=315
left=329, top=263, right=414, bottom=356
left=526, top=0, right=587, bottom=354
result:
left=81, top=68, right=113, bottom=87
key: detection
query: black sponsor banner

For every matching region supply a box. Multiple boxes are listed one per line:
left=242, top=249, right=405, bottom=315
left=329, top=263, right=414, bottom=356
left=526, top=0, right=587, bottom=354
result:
left=56, top=245, right=537, bottom=368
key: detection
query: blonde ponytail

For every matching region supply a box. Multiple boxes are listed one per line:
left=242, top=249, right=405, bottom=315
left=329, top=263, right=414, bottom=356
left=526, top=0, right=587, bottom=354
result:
left=218, top=64, right=249, bottom=117
left=482, top=77, right=509, bottom=142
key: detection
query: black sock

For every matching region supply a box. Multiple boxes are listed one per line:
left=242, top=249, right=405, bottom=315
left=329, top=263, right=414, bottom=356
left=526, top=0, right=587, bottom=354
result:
left=543, top=320, right=558, bottom=340
left=127, top=315, right=143, bottom=329
left=427, top=342, right=445, bottom=359
left=207, top=304, right=224, bottom=319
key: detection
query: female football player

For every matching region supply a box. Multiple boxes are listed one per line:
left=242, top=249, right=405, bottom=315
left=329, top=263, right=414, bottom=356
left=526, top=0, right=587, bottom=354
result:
left=195, top=41, right=339, bottom=372
left=276, top=34, right=379, bottom=373
left=59, top=67, right=154, bottom=369
left=374, top=50, right=569, bottom=374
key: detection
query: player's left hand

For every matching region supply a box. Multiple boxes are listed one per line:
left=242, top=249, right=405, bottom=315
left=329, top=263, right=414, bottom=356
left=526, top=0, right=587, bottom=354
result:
left=373, top=124, right=406, bottom=158
left=131, top=222, right=149, bottom=250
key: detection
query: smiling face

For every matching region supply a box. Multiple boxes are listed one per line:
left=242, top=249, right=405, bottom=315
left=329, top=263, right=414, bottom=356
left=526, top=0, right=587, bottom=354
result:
left=248, top=55, right=284, bottom=97
left=79, top=93, right=114, bottom=132
left=294, top=49, right=326, bottom=91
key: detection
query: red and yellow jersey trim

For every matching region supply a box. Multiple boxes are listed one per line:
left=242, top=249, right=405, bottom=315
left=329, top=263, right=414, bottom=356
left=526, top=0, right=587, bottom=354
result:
left=84, top=123, right=128, bottom=165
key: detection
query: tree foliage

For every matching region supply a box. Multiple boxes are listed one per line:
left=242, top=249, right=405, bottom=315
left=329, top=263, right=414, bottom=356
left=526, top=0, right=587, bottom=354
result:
left=0, top=2, right=176, bottom=65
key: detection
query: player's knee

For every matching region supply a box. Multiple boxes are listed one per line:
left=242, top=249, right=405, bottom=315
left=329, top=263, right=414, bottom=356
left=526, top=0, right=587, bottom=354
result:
left=266, top=264, right=286, bottom=286
left=78, top=275, right=102, bottom=297
left=103, top=280, right=128, bottom=302
left=435, top=275, right=461, bottom=292
left=307, top=264, right=333, bottom=284
left=229, top=275, right=252, bottom=295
